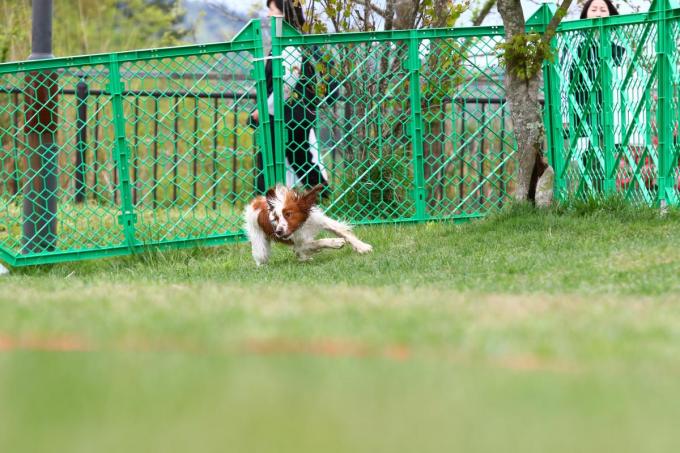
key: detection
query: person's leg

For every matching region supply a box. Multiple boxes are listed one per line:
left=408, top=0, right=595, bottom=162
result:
left=255, top=150, right=266, bottom=195
left=252, top=116, right=272, bottom=195
left=285, top=108, right=328, bottom=190
left=593, top=136, right=604, bottom=194
left=580, top=140, right=593, bottom=194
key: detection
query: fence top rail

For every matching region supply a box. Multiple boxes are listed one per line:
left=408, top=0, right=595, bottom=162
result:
left=276, top=20, right=505, bottom=46
left=0, top=85, right=258, bottom=99
left=0, top=20, right=262, bottom=76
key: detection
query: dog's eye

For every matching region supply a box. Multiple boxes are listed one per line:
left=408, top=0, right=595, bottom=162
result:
left=283, top=212, right=291, bottom=219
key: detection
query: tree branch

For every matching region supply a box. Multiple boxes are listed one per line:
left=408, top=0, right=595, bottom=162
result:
left=383, top=0, right=396, bottom=30
left=542, top=0, right=574, bottom=45
left=207, top=1, right=246, bottom=21
left=472, top=0, right=496, bottom=26
left=368, top=2, right=387, bottom=18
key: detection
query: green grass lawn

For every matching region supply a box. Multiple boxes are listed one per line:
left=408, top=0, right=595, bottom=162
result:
left=2, top=201, right=680, bottom=453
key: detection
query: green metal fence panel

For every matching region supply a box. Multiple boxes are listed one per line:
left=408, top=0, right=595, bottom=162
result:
left=272, top=19, right=421, bottom=224
left=656, top=0, right=679, bottom=205
left=270, top=18, right=517, bottom=225
left=418, top=30, right=516, bottom=219
left=552, top=1, right=680, bottom=204
left=0, top=21, right=270, bottom=266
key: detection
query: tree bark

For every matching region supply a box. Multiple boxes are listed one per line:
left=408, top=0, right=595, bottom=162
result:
left=497, top=0, right=547, bottom=202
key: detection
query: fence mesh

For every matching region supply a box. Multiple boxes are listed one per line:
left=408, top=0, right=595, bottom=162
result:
left=419, top=34, right=515, bottom=218
left=553, top=3, right=680, bottom=204
left=271, top=22, right=517, bottom=225
left=555, top=19, right=660, bottom=202
left=120, top=51, right=261, bottom=244
left=0, top=22, right=268, bottom=265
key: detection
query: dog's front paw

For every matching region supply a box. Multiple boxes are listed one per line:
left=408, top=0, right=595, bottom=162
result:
left=327, top=238, right=346, bottom=249
left=353, top=241, right=373, bottom=254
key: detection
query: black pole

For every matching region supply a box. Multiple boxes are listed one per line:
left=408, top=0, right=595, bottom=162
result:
left=192, top=97, right=198, bottom=203
left=152, top=98, right=159, bottom=210
left=74, top=80, right=88, bottom=203
left=211, top=97, right=218, bottom=210
left=11, top=93, right=20, bottom=196
left=93, top=99, right=100, bottom=200
left=479, top=102, right=486, bottom=207
left=231, top=102, right=238, bottom=204
left=132, top=97, right=139, bottom=205
left=172, top=100, right=179, bottom=203
left=499, top=105, right=506, bottom=208
left=22, top=0, right=58, bottom=254
left=459, top=104, right=466, bottom=200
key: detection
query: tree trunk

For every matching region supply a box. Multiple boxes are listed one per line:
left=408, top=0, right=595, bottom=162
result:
left=497, top=0, right=549, bottom=203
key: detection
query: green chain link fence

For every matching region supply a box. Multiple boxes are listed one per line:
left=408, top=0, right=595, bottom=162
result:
left=0, top=21, right=271, bottom=266
left=1, top=2, right=679, bottom=267
left=269, top=18, right=517, bottom=225
left=549, top=0, right=680, bottom=205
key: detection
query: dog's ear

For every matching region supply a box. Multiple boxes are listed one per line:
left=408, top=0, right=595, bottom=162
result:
left=265, top=187, right=277, bottom=211
left=301, top=184, right=324, bottom=209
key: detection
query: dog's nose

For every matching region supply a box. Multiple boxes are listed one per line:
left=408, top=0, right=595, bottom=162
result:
left=275, top=227, right=285, bottom=236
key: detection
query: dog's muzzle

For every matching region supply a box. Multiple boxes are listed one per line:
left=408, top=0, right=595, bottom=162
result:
left=274, top=227, right=290, bottom=240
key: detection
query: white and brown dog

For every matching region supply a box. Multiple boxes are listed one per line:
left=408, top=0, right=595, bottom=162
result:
left=244, top=184, right=372, bottom=266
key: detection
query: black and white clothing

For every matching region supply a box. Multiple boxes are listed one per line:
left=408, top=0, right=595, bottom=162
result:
left=254, top=47, right=328, bottom=194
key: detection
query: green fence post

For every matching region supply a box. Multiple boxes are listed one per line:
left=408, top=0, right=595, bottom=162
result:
left=599, top=20, right=616, bottom=194
left=542, top=60, right=562, bottom=199
left=108, top=54, right=137, bottom=250
left=251, top=20, right=276, bottom=190
left=407, top=31, right=426, bottom=220
left=270, top=16, right=287, bottom=185
left=655, top=0, right=674, bottom=206
left=547, top=42, right=566, bottom=199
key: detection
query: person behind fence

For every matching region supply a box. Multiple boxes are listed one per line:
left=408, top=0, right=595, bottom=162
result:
left=567, top=0, right=625, bottom=193
left=249, top=0, right=330, bottom=198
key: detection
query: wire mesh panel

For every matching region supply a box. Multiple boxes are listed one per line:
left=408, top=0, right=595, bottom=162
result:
left=272, top=33, right=418, bottom=223
left=120, top=50, right=261, bottom=244
left=323, top=40, right=419, bottom=223
left=419, top=33, right=516, bottom=219
left=271, top=20, right=518, bottom=225
left=553, top=5, right=680, bottom=204
left=0, top=64, right=128, bottom=263
left=557, top=20, right=659, bottom=202
left=0, top=21, right=269, bottom=266
left=611, top=20, right=658, bottom=203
